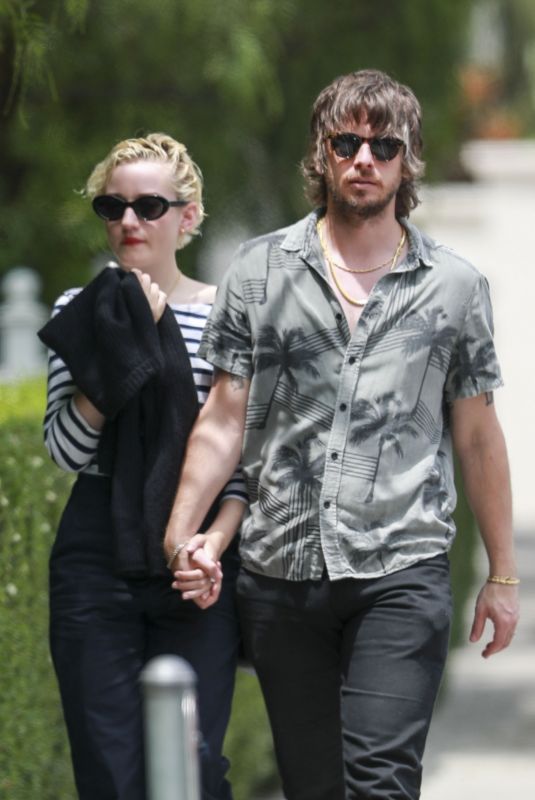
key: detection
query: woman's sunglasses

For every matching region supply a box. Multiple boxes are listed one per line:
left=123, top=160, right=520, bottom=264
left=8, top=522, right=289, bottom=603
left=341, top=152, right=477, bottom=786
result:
left=92, top=194, right=188, bottom=222
left=327, top=133, right=404, bottom=162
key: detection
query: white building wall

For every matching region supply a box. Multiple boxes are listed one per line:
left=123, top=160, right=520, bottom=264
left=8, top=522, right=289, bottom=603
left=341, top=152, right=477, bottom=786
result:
left=414, top=139, right=535, bottom=530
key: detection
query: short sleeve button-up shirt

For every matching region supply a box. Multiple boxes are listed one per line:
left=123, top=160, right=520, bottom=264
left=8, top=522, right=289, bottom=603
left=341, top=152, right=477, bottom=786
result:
left=198, top=210, right=503, bottom=581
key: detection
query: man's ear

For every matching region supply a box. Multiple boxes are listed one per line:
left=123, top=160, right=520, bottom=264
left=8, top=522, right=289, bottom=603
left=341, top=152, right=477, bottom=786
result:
left=313, top=144, right=326, bottom=176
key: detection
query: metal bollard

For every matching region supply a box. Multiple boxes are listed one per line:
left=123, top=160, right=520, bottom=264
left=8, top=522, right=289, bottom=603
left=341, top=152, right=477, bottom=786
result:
left=141, top=656, right=201, bottom=800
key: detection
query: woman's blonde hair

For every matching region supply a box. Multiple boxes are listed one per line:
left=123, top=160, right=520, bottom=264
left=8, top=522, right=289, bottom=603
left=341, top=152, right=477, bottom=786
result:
left=85, top=132, right=205, bottom=249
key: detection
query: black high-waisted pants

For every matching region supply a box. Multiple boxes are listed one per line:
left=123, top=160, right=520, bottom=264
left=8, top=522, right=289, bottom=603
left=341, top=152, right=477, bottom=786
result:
left=49, top=474, right=240, bottom=800
left=237, top=553, right=452, bottom=800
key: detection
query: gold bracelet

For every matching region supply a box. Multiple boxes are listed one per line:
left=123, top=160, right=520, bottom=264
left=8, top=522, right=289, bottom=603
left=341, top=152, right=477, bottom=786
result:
left=166, top=541, right=190, bottom=570
left=487, top=575, right=520, bottom=586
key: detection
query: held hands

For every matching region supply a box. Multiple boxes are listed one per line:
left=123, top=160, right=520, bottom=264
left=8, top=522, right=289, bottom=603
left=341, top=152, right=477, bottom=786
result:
left=168, top=533, right=224, bottom=610
left=131, top=269, right=167, bottom=323
left=470, top=580, right=520, bottom=658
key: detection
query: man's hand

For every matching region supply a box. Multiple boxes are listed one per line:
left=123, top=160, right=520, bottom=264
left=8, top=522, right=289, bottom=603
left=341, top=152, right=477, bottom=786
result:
left=162, top=371, right=249, bottom=608
left=469, top=581, right=519, bottom=658
left=452, top=394, right=518, bottom=659
left=171, top=533, right=224, bottom=609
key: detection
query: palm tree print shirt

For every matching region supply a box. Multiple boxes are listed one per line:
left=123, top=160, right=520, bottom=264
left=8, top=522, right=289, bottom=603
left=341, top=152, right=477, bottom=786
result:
left=199, top=211, right=503, bottom=581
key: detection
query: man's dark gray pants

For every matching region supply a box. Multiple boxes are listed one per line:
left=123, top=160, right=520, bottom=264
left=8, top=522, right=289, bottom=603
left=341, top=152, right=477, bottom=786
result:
left=237, top=553, right=452, bottom=800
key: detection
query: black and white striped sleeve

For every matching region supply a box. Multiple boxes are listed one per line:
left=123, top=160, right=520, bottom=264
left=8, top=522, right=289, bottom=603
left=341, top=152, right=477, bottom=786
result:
left=43, top=290, right=102, bottom=473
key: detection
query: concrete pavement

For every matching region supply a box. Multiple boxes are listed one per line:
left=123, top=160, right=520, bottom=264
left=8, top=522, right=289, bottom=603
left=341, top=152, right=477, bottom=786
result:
left=420, top=528, right=534, bottom=798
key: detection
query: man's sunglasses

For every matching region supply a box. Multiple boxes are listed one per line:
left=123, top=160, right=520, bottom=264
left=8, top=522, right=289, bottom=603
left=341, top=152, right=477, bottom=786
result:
left=92, top=194, right=188, bottom=222
left=327, top=133, right=404, bottom=162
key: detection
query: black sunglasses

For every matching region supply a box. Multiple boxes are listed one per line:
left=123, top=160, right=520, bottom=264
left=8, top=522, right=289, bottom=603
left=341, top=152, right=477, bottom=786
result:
left=327, top=133, right=404, bottom=162
left=92, top=194, right=188, bottom=221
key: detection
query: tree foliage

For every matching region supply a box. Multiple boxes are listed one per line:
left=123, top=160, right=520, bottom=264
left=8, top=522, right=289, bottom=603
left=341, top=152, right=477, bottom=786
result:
left=0, top=0, right=476, bottom=304
left=0, top=1, right=87, bottom=112
left=488, top=0, right=535, bottom=132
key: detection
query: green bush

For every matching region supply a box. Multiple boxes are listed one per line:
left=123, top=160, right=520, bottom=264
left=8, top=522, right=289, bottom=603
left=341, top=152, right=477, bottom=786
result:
left=0, top=377, right=49, bottom=424
left=0, top=378, right=475, bottom=799
left=0, top=416, right=76, bottom=799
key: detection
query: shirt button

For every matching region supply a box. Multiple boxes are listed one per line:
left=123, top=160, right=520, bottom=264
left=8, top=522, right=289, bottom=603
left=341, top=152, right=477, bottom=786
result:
left=339, top=403, right=347, bottom=412
left=335, top=312, right=343, bottom=322
left=323, top=500, right=331, bottom=509
left=331, top=452, right=338, bottom=460
left=348, top=356, right=356, bottom=365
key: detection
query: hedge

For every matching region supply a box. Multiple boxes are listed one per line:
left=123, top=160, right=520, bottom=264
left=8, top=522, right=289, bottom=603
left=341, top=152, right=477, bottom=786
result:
left=0, top=415, right=76, bottom=798
left=0, top=378, right=476, bottom=799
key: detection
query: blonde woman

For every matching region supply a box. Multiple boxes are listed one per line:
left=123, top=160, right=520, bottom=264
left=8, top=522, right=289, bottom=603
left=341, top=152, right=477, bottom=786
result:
left=39, top=134, right=246, bottom=800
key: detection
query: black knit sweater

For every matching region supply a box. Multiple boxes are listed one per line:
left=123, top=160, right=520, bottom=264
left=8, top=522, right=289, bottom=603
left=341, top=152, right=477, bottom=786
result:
left=38, top=267, right=200, bottom=577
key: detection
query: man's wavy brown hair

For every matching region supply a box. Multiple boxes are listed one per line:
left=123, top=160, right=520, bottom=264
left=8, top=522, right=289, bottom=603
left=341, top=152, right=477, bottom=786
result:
left=301, top=70, right=424, bottom=218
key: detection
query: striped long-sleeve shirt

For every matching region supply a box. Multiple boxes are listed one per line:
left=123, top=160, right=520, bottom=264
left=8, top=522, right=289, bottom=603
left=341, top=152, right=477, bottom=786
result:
left=43, top=288, right=247, bottom=504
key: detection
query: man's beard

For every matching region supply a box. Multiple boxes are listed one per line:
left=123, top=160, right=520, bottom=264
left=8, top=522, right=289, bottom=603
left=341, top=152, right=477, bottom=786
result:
left=326, top=175, right=399, bottom=223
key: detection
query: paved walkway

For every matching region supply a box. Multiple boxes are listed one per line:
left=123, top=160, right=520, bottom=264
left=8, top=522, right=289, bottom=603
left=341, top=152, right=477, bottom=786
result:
left=420, top=528, right=534, bottom=798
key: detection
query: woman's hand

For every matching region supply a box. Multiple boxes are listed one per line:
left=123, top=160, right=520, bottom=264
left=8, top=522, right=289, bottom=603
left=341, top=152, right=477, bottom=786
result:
left=131, top=269, right=167, bottom=323
left=171, top=533, right=224, bottom=609
left=165, top=500, right=244, bottom=610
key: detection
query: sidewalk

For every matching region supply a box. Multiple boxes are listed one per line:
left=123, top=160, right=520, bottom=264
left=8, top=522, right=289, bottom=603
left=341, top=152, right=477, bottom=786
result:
left=421, top=528, right=534, bottom=798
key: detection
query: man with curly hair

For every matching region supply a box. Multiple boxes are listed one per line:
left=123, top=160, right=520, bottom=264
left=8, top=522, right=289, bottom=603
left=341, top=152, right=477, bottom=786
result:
left=165, top=70, right=518, bottom=800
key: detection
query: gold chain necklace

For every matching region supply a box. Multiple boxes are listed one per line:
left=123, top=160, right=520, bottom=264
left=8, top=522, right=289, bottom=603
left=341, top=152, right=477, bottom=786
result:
left=317, top=218, right=406, bottom=307
left=332, top=255, right=393, bottom=274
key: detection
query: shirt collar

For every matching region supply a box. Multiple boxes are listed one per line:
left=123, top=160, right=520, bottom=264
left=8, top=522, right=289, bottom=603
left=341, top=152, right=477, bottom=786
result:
left=280, top=210, right=435, bottom=273
left=280, top=209, right=321, bottom=254
left=400, top=218, right=434, bottom=272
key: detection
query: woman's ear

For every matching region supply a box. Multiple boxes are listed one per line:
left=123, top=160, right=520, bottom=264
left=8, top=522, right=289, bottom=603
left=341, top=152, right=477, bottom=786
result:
left=179, top=202, right=199, bottom=234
